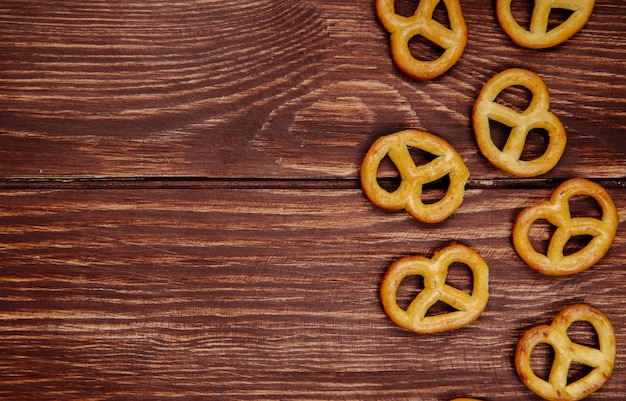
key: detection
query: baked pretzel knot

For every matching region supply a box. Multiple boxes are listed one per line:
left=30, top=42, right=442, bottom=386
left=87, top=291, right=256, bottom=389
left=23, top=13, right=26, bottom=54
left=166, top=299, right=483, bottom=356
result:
left=360, top=129, right=469, bottom=223
left=513, top=178, right=618, bottom=276
left=515, top=304, right=616, bottom=401
left=380, top=244, right=489, bottom=334
left=496, top=0, right=595, bottom=49
left=376, top=0, right=467, bottom=80
left=473, top=68, right=566, bottom=177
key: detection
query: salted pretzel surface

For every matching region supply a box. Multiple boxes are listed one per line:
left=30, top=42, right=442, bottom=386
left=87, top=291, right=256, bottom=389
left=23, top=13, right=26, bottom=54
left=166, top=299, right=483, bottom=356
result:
left=473, top=68, right=566, bottom=177
left=496, top=0, right=595, bottom=49
left=513, top=178, right=618, bottom=276
left=380, top=244, right=489, bottom=334
left=515, top=304, right=616, bottom=401
left=376, top=0, right=467, bottom=80
left=360, top=129, right=469, bottom=223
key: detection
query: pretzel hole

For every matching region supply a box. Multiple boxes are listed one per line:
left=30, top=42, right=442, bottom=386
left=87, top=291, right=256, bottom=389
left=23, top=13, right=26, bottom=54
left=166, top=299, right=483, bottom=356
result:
left=563, top=235, right=594, bottom=257
left=426, top=300, right=457, bottom=316
left=566, top=321, right=599, bottom=384
left=568, top=362, right=595, bottom=386
left=376, top=155, right=402, bottom=192
left=509, top=0, right=534, bottom=31
left=409, top=147, right=440, bottom=166
left=396, top=275, right=425, bottom=310
left=393, top=0, right=452, bottom=27
left=519, top=128, right=549, bottom=161
left=495, top=85, right=533, bottom=113
left=548, top=8, right=575, bottom=33
left=433, top=1, right=452, bottom=30
left=568, top=195, right=602, bottom=220
left=528, top=218, right=557, bottom=255
left=567, top=320, right=600, bottom=348
left=408, top=34, right=445, bottom=62
left=488, top=119, right=512, bottom=151
left=530, top=342, right=555, bottom=382
left=445, top=262, right=474, bottom=294
left=393, top=0, right=418, bottom=17
left=422, top=174, right=451, bottom=205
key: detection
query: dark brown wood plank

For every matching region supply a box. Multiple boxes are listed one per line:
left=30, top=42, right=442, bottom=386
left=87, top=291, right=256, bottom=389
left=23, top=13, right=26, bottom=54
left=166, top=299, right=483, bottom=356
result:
left=1, top=0, right=625, bottom=179
left=1, top=187, right=624, bottom=400
left=1, top=1, right=625, bottom=400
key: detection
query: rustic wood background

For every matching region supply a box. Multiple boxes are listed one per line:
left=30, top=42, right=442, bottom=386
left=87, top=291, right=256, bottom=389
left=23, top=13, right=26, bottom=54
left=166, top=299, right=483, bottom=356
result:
left=0, top=1, right=624, bottom=400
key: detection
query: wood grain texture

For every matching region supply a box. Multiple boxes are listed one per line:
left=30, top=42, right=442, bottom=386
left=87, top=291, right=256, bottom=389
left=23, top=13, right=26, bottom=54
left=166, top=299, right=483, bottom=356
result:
left=0, top=0, right=625, bottom=178
left=1, top=1, right=625, bottom=400
left=1, top=187, right=625, bottom=400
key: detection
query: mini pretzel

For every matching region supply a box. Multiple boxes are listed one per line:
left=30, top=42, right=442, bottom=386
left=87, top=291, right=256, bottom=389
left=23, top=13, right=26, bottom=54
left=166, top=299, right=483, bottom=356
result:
left=513, top=178, right=618, bottom=276
left=473, top=68, right=566, bottom=177
left=376, top=0, right=467, bottom=80
left=380, top=244, right=489, bottom=334
left=360, top=129, right=469, bottom=223
left=496, top=0, right=595, bottom=49
left=515, top=304, right=616, bottom=401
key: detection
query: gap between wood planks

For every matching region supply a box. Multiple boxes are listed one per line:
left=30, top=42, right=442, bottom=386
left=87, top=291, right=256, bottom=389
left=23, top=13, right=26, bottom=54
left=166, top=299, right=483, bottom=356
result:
left=0, top=177, right=624, bottom=190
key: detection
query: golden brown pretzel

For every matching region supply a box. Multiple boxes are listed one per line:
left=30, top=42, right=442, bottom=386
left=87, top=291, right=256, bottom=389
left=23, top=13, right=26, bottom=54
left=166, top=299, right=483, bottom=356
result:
left=515, top=304, right=616, bottom=401
left=360, top=129, right=469, bottom=223
left=376, top=0, right=467, bottom=80
left=496, top=0, right=595, bottom=49
left=380, top=244, right=489, bottom=334
left=513, top=178, right=618, bottom=276
left=473, top=68, right=566, bottom=177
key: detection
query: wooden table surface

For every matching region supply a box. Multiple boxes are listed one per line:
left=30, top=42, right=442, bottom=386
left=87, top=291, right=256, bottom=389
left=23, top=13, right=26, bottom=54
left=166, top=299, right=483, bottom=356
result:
left=1, top=1, right=625, bottom=400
